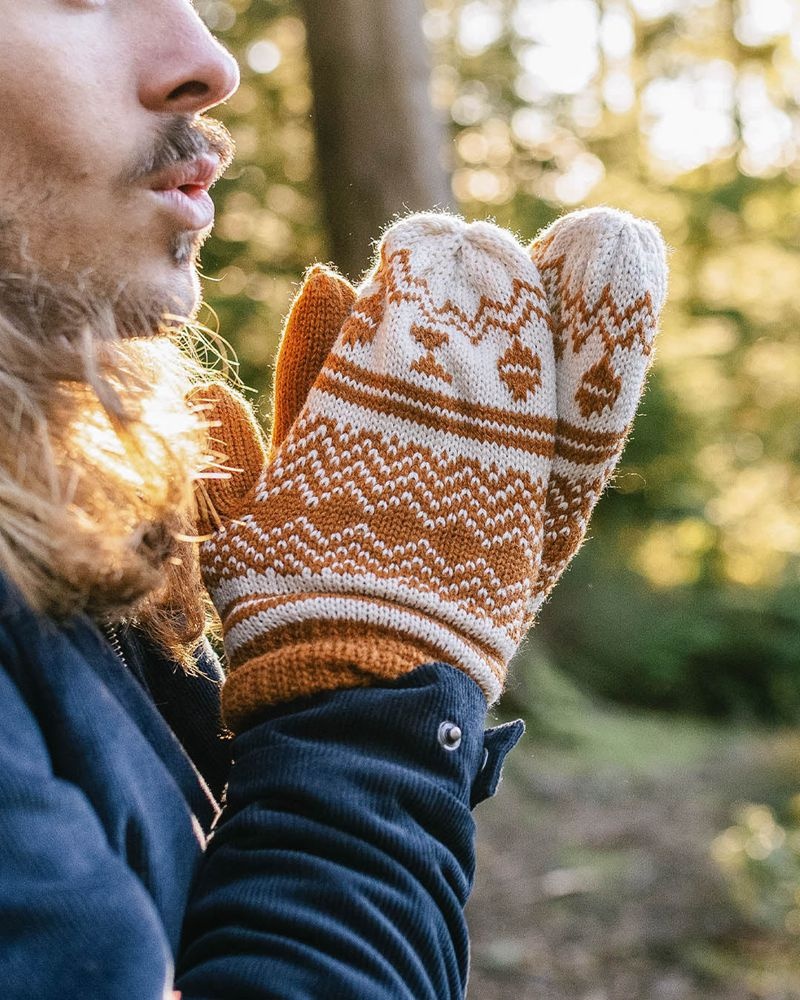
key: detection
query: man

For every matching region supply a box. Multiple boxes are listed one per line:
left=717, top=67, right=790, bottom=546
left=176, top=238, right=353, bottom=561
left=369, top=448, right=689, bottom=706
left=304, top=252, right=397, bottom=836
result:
left=0, top=1, right=667, bottom=997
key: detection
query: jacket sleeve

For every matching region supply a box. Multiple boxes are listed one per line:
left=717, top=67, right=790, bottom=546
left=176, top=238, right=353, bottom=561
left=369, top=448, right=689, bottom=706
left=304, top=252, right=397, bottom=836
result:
left=0, top=632, right=520, bottom=1000
left=0, top=658, right=177, bottom=1000
left=176, top=663, right=523, bottom=1000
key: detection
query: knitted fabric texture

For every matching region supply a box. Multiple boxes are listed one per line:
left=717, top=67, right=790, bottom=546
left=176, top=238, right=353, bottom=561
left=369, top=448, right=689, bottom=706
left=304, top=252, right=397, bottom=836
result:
left=196, top=210, right=667, bottom=730
left=529, top=207, right=667, bottom=610
left=269, top=264, right=357, bottom=458
left=194, top=264, right=354, bottom=529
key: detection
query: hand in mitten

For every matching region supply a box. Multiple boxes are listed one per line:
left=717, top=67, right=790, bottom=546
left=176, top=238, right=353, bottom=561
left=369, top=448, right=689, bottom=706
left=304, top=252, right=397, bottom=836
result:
left=195, top=214, right=558, bottom=729
left=529, top=208, right=668, bottom=611
left=195, top=211, right=666, bottom=732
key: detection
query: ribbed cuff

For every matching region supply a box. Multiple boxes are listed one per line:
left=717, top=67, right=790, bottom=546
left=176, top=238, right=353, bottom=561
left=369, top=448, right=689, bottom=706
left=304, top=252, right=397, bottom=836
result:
left=221, top=626, right=460, bottom=731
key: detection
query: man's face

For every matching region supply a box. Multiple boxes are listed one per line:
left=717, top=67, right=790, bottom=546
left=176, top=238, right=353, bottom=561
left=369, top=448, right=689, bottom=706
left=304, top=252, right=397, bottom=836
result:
left=0, top=0, right=239, bottom=332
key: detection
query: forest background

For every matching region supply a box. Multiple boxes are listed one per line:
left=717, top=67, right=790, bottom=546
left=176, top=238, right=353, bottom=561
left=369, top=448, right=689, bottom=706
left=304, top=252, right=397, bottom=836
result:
left=194, top=1, right=800, bottom=994
left=198, top=0, right=800, bottom=722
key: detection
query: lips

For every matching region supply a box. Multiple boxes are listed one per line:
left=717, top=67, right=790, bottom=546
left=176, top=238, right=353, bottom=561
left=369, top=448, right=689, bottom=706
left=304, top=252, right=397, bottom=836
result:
left=148, top=155, right=220, bottom=231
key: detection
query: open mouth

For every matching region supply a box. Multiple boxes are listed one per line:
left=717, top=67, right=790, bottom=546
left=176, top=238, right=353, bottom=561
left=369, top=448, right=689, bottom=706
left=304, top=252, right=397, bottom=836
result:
left=148, top=155, right=220, bottom=231
left=176, top=181, right=210, bottom=199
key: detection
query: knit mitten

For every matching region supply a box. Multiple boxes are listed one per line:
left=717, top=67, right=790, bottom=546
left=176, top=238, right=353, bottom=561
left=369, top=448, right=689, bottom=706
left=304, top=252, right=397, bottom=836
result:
left=197, top=214, right=559, bottom=729
left=529, top=207, right=668, bottom=610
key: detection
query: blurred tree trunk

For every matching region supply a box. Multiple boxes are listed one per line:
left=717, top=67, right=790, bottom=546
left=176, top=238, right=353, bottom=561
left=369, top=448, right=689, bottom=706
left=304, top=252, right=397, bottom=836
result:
left=298, top=0, right=453, bottom=279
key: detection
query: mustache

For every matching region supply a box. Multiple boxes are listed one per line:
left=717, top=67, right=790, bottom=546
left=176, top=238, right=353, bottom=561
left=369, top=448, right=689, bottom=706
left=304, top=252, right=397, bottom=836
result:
left=123, top=116, right=235, bottom=185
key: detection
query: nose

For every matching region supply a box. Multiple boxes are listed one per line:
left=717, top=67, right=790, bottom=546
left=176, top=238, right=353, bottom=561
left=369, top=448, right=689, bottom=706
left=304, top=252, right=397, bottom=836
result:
left=138, top=3, right=240, bottom=115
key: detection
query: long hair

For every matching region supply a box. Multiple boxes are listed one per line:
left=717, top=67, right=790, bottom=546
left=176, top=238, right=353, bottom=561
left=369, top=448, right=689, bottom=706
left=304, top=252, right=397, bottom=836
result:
left=0, top=279, right=232, bottom=668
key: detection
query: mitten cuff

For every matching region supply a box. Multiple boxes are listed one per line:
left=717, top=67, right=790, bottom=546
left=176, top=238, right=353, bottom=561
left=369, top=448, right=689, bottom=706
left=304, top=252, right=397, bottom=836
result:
left=220, top=610, right=504, bottom=731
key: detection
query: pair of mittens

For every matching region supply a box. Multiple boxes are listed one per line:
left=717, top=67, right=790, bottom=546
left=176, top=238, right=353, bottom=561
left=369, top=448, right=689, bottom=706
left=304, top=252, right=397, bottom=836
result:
left=193, top=208, right=666, bottom=731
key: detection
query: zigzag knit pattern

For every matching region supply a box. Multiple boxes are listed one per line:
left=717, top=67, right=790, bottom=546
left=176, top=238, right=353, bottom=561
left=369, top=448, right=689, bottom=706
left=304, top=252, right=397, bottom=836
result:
left=529, top=208, right=667, bottom=610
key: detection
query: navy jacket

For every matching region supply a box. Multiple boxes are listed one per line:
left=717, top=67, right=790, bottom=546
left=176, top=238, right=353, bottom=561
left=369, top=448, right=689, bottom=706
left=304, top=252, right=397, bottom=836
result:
left=0, top=575, right=523, bottom=999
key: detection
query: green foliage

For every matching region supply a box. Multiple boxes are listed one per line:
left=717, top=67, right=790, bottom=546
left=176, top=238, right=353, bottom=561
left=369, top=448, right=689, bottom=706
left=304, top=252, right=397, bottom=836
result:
left=537, top=551, right=800, bottom=722
left=713, top=799, right=800, bottom=938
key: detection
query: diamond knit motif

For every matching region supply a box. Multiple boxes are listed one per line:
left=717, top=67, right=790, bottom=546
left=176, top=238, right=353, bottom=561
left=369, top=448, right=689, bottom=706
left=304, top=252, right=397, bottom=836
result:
left=201, top=214, right=559, bottom=725
left=576, top=355, right=623, bottom=418
left=529, top=207, right=668, bottom=609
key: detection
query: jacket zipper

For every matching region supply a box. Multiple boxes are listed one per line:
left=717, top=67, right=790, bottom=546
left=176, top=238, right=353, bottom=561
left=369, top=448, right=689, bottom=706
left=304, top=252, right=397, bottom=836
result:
left=103, top=623, right=129, bottom=671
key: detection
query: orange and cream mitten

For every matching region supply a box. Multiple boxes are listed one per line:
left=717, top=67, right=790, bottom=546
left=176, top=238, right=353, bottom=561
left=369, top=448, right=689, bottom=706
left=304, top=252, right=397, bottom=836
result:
left=195, top=210, right=666, bottom=732
left=528, top=207, right=668, bottom=612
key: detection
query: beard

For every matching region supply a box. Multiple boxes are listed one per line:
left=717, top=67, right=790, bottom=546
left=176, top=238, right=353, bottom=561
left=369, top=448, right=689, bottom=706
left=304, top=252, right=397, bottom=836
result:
left=0, top=228, right=217, bottom=650
left=171, top=229, right=204, bottom=269
left=0, top=114, right=235, bottom=658
left=0, top=255, right=188, bottom=352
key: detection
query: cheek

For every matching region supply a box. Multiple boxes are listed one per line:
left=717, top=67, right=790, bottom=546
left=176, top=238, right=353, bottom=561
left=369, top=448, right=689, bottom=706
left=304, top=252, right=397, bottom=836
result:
left=0, top=25, right=131, bottom=190
left=2, top=94, right=109, bottom=191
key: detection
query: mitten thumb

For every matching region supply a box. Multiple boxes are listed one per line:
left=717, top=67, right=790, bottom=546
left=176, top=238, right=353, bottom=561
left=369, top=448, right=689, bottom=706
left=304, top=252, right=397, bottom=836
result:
left=270, top=263, right=357, bottom=457
left=189, top=382, right=268, bottom=535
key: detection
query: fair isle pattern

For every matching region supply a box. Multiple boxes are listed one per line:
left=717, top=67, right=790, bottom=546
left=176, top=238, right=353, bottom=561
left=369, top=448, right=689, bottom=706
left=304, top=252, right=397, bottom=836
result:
left=197, top=209, right=667, bottom=728
left=201, top=214, right=559, bottom=720
left=529, top=207, right=668, bottom=609
left=346, top=243, right=554, bottom=402
left=205, top=416, right=549, bottom=649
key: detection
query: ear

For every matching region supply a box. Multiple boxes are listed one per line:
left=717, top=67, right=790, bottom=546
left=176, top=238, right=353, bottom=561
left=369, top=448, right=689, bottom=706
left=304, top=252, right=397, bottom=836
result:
left=189, top=382, right=268, bottom=535
left=270, top=264, right=357, bottom=457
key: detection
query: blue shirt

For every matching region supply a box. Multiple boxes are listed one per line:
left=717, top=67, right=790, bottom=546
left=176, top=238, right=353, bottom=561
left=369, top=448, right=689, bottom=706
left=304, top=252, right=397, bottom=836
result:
left=0, top=575, right=523, bottom=999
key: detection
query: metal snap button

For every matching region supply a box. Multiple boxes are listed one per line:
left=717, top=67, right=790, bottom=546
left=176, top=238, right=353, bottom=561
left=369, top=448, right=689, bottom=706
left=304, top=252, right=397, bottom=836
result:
left=438, top=721, right=462, bottom=751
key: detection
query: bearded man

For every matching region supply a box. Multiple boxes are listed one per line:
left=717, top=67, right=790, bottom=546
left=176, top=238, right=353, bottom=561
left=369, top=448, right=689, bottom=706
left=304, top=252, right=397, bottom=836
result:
left=0, top=2, right=667, bottom=998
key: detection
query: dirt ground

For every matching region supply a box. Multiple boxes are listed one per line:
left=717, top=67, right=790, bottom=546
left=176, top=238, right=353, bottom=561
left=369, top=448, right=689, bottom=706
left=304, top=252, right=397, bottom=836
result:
left=466, top=700, right=800, bottom=1000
